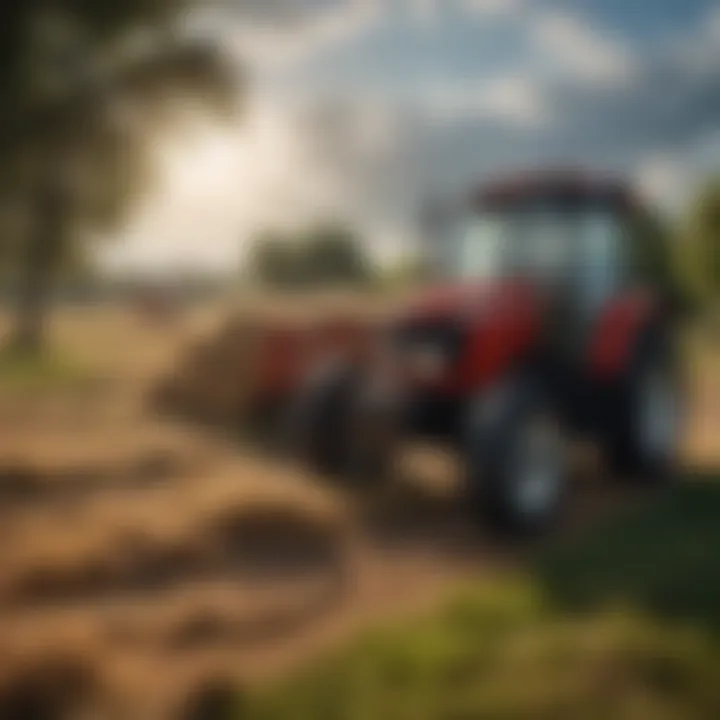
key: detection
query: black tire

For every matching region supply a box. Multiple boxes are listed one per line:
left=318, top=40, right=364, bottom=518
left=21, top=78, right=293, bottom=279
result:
left=281, top=362, right=357, bottom=476
left=603, top=329, right=683, bottom=485
left=463, top=375, right=569, bottom=537
left=282, top=362, right=401, bottom=483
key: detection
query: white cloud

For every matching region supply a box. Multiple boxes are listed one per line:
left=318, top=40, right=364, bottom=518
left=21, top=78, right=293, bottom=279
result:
left=531, top=11, right=635, bottom=84
left=635, top=154, right=688, bottom=208
left=419, top=75, right=547, bottom=126
left=105, top=1, right=720, bottom=275
left=103, top=97, right=346, bottom=274
left=458, top=0, right=526, bottom=16
left=102, top=92, right=413, bottom=275
left=635, top=131, right=720, bottom=211
left=216, top=0, right=386, bottom=71
left=407, top=0, right=441, bottom=28
left=343, top=102, right=403, bottom=155
left=480, top=75, right=547, bottom=124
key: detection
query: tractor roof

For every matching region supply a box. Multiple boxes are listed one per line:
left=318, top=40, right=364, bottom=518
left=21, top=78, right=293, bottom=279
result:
left=472, top=169, right=637, bottom=211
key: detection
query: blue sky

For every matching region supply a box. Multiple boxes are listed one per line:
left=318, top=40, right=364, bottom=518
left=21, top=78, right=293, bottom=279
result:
left=108, top=0, right=720, bottom=273
left=570, top=0, right=714, bottom=44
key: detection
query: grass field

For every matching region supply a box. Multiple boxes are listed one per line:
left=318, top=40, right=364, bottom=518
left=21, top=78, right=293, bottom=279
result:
left=0, top=301, right=716, bottom=718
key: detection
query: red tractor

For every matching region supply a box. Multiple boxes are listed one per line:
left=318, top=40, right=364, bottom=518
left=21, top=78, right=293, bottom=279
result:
left=272, top=171, right=685, bottom=535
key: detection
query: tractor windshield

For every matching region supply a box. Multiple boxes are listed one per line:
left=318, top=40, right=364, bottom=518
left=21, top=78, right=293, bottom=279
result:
left=446, top=205, right=622, bottom=299
left=448, top=209, right=572, bottom=282
left=450, top=213, right=510, bottom=281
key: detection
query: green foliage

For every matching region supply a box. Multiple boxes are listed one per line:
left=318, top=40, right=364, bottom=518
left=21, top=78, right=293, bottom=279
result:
left=0, top=0, right=236, bottom=351
left=627, top=208, right=672, bottom=286
left=247, top=223, right=374, bottom=290
left=244, top=590, right=720, bottom=719
left=380, top=254, right=432, bottom=291
left=537, top=474, right=720, bottom=632
left=242, top=475, right=720, bottom=720
left=247, top=232, right=303, bottom=288
left=299, top=223, right=373, bottom=287
left=0, top=347, right=96, bottom=394
left=680, top=178, right=720, bottom=301
left=626, top=207, right=696, bottom=318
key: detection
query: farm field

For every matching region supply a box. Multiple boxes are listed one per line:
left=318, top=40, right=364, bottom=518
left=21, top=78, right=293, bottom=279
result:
left=0, top=299, right=717, bottom=719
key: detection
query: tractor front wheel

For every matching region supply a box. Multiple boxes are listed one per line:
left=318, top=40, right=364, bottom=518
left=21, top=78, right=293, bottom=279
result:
left=282, top=361, right=401, bottom=484
left=464, top=375, right=569, bottom=537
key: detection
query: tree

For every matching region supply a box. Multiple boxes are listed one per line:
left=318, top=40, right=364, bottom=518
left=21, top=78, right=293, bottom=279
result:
left=300, top=222, right=372, bottom=287
left=246, top=232, right=300, bottom=289
left=625, top=206, right=696, bottom=319
left=627, top=207, right=674, bottom=288
left=246, top=223, right=374, bottom=290
left=682, top=178, right=720, bottom=302
left=381, top=253, right=432, bottom=290
left=0, top=2, right=235, bottom=353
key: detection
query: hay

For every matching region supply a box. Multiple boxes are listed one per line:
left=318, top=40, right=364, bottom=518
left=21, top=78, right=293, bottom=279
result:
left=152, top=315, right=267, bottom=425
left=151, top=293, right=400, bottom=428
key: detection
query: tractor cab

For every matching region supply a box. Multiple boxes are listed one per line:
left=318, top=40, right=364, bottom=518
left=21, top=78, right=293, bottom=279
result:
left=415, top=172, right=666, bottom=362
left=425, top=173, right=647, bottom=318
left=447, top=176, right=632, bottom=312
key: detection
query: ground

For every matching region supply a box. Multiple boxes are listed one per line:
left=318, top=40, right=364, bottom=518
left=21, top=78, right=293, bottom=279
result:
left=0, top=300, right=717, bottom=719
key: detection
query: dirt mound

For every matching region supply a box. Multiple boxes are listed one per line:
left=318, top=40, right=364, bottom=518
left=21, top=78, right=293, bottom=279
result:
left=0, top=448, right=201, bottom=512
left=0, top=650, right=101, bottom=720
left=1, top=470, right=346, bottom=607
left=178, top=676, right=237, bottom=720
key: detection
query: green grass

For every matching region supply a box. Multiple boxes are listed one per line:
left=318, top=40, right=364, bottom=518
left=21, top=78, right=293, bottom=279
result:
left=537, top=473, right=720, bottom=634
left=0, top=348, right=97, bottom=394
left=240, top=473, right=720, bottom=720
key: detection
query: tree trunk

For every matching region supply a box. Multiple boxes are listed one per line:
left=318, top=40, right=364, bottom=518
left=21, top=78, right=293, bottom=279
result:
left=11, top=185, right=66, bottom=356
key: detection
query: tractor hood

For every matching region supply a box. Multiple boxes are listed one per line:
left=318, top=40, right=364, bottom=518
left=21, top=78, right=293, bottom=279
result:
left=390, top=278, right=545, bottom=392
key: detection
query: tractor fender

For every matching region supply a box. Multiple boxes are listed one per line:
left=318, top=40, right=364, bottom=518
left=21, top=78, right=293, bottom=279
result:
left=588, top=290, right=659, bottom=380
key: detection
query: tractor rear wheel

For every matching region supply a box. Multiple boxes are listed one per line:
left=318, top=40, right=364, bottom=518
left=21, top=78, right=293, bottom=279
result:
left=604, top=331, right=683, bottom=485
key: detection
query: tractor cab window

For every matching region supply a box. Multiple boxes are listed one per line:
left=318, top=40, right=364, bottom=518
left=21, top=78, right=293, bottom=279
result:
left=574, top=211, right=625, bottom=310
left=512, top=210, right=574, bottom=282
left=451, top=214, right=510, bottom=280
left=446, top=202, right=627, bottom=305
left=447, top=207, right=576, bottom=283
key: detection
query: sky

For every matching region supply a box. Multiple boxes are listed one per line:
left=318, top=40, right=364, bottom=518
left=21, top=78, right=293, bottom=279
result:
left=103, top=0, right=720, bottom=275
